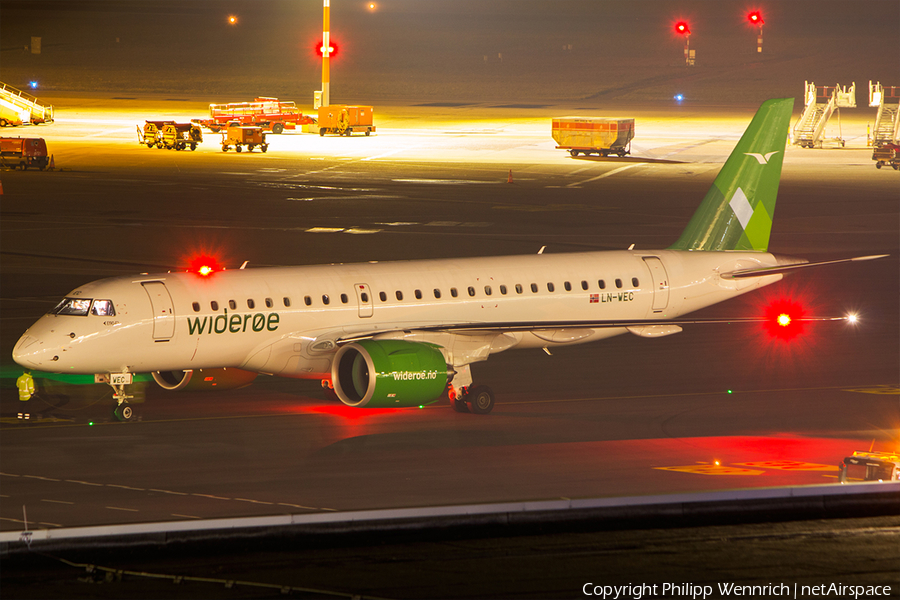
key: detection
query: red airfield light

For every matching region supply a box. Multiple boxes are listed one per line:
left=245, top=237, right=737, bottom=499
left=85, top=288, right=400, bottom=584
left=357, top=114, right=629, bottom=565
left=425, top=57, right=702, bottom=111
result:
left=317, top=39, right=338, bottom=58
left=674, top=21, right=691, bottom=35
left=747, top=11, right=764, bottom=25
left=762, top=297, right=807, bottom=342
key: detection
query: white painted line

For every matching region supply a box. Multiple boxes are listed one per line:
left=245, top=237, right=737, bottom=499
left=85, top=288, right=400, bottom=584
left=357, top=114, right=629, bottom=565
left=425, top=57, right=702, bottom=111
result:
left=65, top=480, right=103, bottom=487
left=105, top=507, right=139, bottom=512
left=235, top=498, right=274, bottom=505
left=106, top=485, right=145, bottom=491
left=566, top=163, right=644, bottom=188
left=41, top=499, right=74, bottom=505
left=149, top=489, right=187, bottom=496
left=23, top=476, right=61, bottom=482
left=191, top=494, right=230, bottom=500
left=172, top=514, right=201, bottom=520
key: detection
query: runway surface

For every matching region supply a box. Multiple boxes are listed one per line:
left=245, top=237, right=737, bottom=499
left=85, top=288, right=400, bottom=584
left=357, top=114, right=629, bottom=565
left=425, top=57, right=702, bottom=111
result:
left=1, top=97, right=898, bottom=534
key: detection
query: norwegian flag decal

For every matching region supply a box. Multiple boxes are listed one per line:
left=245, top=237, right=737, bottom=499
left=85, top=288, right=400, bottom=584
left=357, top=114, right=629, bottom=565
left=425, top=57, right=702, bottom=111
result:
left=590, top=294, right=599, bottom=303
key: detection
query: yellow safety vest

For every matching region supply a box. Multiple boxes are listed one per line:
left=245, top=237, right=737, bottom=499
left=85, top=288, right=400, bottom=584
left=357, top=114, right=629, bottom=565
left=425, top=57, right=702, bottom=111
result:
left=17, top=372, right=35, bottom=402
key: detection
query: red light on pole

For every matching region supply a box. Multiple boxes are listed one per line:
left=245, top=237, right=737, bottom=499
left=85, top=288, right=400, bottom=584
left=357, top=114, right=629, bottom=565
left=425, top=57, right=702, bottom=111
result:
left=747, top=11, right=764, bottom=25
left=674, top=21, right=691, bottom=35
left=674, top=21, right=693, bottom=66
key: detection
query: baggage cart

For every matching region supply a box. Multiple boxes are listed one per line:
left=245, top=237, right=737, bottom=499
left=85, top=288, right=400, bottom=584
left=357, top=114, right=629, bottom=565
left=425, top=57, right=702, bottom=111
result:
left=161, top=123, right=203, bottom=151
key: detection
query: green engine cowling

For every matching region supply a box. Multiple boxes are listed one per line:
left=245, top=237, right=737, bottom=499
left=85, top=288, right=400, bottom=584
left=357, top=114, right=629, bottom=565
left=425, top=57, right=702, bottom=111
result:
left=332, top=340, right=448, bottom=408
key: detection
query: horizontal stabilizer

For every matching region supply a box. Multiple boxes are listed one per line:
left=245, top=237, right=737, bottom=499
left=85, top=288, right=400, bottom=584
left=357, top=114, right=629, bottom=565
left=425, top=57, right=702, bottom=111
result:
left=720, top=254, right=889, bottom=279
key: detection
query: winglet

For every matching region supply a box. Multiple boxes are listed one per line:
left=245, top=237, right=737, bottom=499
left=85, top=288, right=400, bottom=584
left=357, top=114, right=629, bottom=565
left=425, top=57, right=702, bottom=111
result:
left=670, top=98, right=794, bottom=252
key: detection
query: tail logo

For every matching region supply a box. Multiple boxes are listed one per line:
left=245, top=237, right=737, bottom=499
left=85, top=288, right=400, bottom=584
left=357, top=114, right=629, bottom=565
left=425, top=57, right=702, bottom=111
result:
left=744, top=151, right=780, bottom=164
left=729, top=187, right=755, bottom=229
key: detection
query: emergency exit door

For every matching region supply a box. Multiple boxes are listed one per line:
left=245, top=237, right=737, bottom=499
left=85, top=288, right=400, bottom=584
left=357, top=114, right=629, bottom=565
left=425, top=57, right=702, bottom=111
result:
left=142, top=281, right=175, bottom=339
left=642, top=257, right=670, bottom=313
left=355, top=283, right=373, bottom=318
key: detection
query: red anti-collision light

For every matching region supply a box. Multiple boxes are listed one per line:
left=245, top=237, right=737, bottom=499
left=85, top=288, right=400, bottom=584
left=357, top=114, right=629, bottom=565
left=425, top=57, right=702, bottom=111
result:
left=763, top=298, right=806, bottom=342
left=188, top=254, right=223, bottom=277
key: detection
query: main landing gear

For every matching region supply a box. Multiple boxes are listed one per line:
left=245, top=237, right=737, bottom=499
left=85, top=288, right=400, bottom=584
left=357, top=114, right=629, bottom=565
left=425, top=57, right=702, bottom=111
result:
left=448, top=364, right=495, bottom=415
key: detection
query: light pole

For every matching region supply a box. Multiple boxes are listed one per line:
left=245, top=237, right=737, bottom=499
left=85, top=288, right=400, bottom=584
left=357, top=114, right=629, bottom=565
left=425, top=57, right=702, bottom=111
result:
left=321, top=0, right=331, bottom=108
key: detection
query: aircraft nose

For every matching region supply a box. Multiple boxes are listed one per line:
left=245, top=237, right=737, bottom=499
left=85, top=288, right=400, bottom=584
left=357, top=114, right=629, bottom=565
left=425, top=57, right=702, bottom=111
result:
left=12, top=334, right=54, bottom=369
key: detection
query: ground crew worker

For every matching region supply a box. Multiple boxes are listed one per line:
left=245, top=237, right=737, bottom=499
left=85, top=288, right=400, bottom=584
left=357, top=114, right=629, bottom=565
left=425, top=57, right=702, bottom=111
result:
left=17, top=370, right=35, bottom=420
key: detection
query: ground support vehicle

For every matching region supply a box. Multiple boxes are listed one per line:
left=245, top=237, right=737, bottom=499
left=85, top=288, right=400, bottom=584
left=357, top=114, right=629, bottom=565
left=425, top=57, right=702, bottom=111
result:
left=137, top=121, right=173, bottom=148
left=193, top=97, right=315, bottom=134
left=872, top=143, right=899, bottom=170
left=318, top=105, right=375, bottom=136
left=0, top=137, right=49, bottom=170
left=221, top=125, right=267, bottom=153
left=161, top=123, right=202, bottom=151
left=0, top=82, right=54, bottom=126
left=839, top=451, right=900, bottom=483
left=552, top=117, right=634, bottom=157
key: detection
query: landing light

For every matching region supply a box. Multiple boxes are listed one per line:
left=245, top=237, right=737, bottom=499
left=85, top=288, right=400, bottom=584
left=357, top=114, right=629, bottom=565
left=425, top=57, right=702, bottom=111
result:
left=846, top=313, right=859, bottom=324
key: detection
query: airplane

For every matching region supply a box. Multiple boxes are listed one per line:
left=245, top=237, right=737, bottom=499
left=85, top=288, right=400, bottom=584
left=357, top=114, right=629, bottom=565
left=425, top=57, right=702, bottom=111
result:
left=12, top=98, right=885, bottom=421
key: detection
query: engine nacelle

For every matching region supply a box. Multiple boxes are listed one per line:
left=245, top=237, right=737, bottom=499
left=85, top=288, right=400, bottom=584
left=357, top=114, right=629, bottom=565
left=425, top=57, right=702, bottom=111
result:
left=332, top=340, right=448, bottom=408
left=152, top=368, right=257, bottom=391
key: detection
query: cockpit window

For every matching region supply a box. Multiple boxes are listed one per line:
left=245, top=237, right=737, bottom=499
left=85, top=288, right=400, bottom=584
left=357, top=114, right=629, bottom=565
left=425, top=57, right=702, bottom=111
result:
left=51, top=298, right=92, bottom=316
left=91, top=299, right=116, bottom=316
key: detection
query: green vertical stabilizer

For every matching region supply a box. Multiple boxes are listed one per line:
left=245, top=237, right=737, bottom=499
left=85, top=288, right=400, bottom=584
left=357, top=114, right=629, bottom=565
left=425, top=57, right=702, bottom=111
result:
left=669, top=98, right=794, bottom=252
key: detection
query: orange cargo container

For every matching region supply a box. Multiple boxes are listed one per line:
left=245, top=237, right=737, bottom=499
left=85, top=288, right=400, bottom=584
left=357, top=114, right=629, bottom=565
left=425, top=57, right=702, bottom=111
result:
left=317, top=105, right=375, bottom=136
left=0, top=137, right=49, bottom=170
left=552, top=117, right=634, bottom=157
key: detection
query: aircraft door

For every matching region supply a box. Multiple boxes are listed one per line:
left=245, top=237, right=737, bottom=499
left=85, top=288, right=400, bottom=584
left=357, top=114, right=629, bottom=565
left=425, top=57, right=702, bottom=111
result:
left=642, top=257, right=670, bottom=313
left=142, top=281, right=175, bottom=339
left=354, top=283, right=373, bottom=318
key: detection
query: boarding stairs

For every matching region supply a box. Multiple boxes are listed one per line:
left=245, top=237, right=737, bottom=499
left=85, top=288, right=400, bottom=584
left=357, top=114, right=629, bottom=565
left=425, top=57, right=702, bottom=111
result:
left=792, top=81, right=855, bottom=148
left=0, top=81, right=54, bottom=125
left=869, top=81, right=900, bottom=147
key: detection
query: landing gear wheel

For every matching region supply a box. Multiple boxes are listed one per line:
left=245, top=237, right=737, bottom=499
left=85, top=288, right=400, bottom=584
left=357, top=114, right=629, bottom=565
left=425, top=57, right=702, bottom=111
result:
left=451, top=396, right=469, bottom=413
left=466, top=385, right=495, bottom=415
left=114, top=403, right=134, bottom=422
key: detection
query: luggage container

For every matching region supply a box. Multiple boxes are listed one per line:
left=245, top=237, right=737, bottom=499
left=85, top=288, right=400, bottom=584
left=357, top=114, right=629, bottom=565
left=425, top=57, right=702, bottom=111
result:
left=221, top=125, right=268, bottom=153
left=318, top=105, right=375, bottom=136
left=137, top=120, right=173, bottom=148
left=0, top=137, right=49, bottom=170
left=161, top=123, right=203, bottom=151
left=552, top=117, right=634, bottom=157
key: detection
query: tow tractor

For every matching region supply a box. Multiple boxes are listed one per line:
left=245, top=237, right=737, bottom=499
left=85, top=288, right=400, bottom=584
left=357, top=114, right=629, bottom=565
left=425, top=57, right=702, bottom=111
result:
left=839, top=450, right=900, bottom=483
left=872, top=142, right=899, bottom=170
left=221, top=124, right=268, bottom=153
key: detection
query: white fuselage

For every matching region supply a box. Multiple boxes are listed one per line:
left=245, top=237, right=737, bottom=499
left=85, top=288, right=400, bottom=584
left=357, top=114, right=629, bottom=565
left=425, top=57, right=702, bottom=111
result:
left=13, top=249, right=782, bottom=378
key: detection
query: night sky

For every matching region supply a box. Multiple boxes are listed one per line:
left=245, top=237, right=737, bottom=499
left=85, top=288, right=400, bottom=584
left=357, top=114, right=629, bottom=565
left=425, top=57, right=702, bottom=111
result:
left=2, top=1, right=898, bottom=105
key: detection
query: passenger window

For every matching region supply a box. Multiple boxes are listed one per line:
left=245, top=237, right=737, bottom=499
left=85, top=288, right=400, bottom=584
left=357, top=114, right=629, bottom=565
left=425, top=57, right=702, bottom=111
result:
left=211, top=301, right=219, bottom=311
left=531, top=283, right=538, bottom=293
left=468, top=287, right=476, bottom=297
left=304, top=296, right=312, bottom=306
left=434, top=289, right=441, bottom=299
left=361, top=292, right=369, bottom=302
left=247, top=299, right=255, bottom=309
left=632, top=277, right=640, bottom=287
left=322, top=295, right=330, bottom=305
left=500, top=285, right=507, bottom=295
left=379, top=291, right=387, bottom=302
left=396, top=291, right=403, bottom=301
left=598, top=280, right=606, bottom=289
left=340, top=294, right=348, bottom=304
left=450, top=288, right=458, bottom=298
left=484, top=286, right=492, bottom=295
left=547, top=283, right=555, bottom=292
left=265, top=298, right=273, bottom=308
left=90, top=299, right=116, bottom=317
left=229, top=300, right=237, bottom=310
left=615, top=279, right=623, bottom=289
left=581, top=281, right=588, bottom=290
left=415, top=289, right=422, bottom=300
left=516, top=284, right=523, bottom=294
left=564, top=281, right=572, bottom=291
left=283, top=297, right=291, bottom=307
left=192, top=302, right=200, bottom=312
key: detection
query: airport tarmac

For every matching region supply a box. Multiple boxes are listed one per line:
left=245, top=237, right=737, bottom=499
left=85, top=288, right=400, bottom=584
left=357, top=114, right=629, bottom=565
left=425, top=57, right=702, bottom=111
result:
left=2, top=96, right=897, bottom=531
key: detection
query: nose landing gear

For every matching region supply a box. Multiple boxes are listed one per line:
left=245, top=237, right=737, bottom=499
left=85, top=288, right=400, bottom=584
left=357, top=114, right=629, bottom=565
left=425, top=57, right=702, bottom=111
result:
left=98, top=372, right=136, bottom=422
